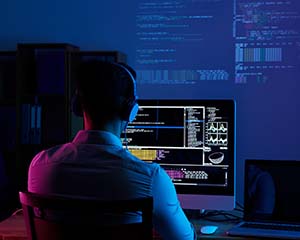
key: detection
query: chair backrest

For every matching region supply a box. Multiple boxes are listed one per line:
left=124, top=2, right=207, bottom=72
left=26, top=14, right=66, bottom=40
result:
left=19, top=191, right=153, bottom=240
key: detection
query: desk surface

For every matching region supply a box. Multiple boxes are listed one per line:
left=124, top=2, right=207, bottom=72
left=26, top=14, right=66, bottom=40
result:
left=0, top=211, right=262, bottom=240
left=0, top=213, right=27, bottom=240
left=192, top=219, right=259, bottom=239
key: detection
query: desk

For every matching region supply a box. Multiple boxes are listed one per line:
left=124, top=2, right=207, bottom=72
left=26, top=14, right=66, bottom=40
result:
left=0, top=213, right=272, bottom=240
left=191, top=219, right=258, bottom=239
left=0, top=214, right=27, bottom=240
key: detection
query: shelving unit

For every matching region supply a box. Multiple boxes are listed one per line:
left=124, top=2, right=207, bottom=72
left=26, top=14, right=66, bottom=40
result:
left=16, top=43, right=80, bottom=191
left=0, top=45, right=127, bottom=198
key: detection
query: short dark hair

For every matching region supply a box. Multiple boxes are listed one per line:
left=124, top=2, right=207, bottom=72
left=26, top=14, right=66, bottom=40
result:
left=76, top=60, right=136, bottom=122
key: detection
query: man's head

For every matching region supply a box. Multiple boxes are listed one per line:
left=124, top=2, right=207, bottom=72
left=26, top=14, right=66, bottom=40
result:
left=73, top=60, right=139, bottom=133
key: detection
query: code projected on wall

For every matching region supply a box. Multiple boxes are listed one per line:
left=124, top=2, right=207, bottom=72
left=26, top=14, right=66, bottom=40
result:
left=135, top=0, right=234, bottom=85
left=135, top=0, right=300, bottom=85
left=234, top=0, right=300, bottom=84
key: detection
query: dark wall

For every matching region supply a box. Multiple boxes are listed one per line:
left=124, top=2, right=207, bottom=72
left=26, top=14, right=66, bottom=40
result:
left=1, top=0, right=300, bottom=205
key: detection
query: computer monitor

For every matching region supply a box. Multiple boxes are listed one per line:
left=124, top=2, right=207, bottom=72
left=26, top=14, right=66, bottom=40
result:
left=124, top=99, right=236, bottom=210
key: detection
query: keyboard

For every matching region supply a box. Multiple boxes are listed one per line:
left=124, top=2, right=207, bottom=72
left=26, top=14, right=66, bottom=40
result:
left=240, top=222, right=300, bottom=232
left=228, top=221, right=300, bottom=239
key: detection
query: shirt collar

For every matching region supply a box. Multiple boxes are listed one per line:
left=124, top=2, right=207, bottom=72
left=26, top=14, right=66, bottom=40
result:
left=72, top=130, right=123, bottom=148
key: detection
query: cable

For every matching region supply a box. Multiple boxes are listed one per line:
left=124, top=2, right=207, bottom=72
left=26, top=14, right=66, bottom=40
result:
left=199, top=210, right=243, bottom=223
left=236, top=201, right=244, bottom=209
left=11, top=208, right=23, bottom=216
left=185, top=209, right=242, bottom=223
left=235, top=201, right=244, bottom=212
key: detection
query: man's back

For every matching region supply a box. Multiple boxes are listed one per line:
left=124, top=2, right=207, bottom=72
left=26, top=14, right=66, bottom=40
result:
left=28, top=130, right=195, bottom=240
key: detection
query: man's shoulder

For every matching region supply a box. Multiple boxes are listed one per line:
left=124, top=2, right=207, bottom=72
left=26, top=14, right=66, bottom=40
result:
left=120, top=150, right=161, bottom=177
left=29, top=143, right=73, bottom=168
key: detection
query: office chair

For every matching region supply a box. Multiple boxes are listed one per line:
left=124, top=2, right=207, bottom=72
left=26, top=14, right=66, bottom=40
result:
left=19, top=191, right=153, bottom=240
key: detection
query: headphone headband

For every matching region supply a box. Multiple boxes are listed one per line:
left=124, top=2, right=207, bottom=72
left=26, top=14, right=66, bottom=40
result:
left=72, top=61, right=139, bottom=122
left=112, top=62, right=137, bottom=98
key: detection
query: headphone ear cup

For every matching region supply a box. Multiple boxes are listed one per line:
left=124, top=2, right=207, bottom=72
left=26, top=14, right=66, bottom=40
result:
left=71, top=94, right=83, bottom=117
left=129, top=103, right=139, bottom=122
left=119, top=99, right=139, bottom=122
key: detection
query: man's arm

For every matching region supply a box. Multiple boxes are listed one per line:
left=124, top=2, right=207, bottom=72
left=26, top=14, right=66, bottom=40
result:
left=152, top=166, right=196, bottom=240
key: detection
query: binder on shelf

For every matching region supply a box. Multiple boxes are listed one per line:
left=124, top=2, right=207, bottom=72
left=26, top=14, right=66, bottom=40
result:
left=21, top=104, right=30, bottom=144
left=21, top=104, right=42, bottom=144
left=35, top=105, right=41, bottom=144
left=30, top=104, right=35, bottom=143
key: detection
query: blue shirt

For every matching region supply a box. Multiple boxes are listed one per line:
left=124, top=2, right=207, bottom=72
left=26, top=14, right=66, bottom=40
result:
left=28, top=130, right=195, bottom=240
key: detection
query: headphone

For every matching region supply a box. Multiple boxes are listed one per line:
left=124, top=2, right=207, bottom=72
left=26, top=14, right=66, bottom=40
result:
left=71, top=62, right=139, bottom=123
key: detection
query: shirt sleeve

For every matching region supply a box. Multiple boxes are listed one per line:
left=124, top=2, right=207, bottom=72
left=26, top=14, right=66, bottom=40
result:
left=27, top=151, right=45, bottom=193
left=152, top=166, right=196, bottom=240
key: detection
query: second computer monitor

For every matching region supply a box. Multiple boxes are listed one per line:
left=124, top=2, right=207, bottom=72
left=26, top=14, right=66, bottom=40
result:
left=124, top=99, right=235, bottom=210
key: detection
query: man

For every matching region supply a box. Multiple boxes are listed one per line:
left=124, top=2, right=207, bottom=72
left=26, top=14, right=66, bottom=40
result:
left=28, top=60, right=196, bottom=240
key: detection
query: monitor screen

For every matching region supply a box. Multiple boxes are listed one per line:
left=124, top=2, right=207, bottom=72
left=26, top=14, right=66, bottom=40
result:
left=124, top=99, right=236, bottom=210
